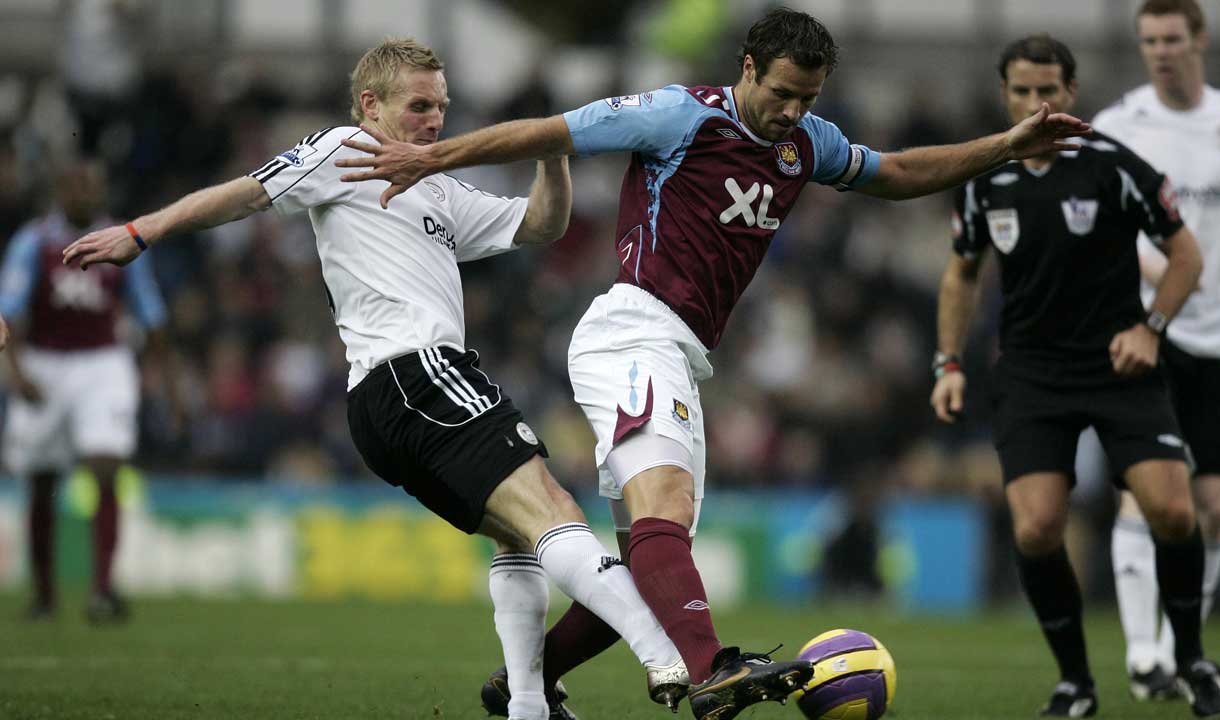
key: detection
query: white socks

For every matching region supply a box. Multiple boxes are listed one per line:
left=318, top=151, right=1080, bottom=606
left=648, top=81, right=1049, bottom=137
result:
left=1114, top=515, right=1220, bottom=675
left=489, top=554, right=549, bottom=720
left=534, top=522, right=681, bottom=670
left=1113, top=515, right=1161, bottom=673
left=1154, top=542, right=1220, bottom=674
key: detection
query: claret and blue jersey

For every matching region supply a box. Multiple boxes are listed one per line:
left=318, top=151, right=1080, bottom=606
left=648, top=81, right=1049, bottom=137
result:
left=563, top=84, right=880, bottom=349
left=0, top=214, right=167, bottom=350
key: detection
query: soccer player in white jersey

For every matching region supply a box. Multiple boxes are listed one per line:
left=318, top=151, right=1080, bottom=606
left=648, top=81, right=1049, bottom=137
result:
left=61, top=38, right=694, bottom=720
left=333, top=9, right=1092, bottom=719
left=1092, top=0, right=1220, bottom=702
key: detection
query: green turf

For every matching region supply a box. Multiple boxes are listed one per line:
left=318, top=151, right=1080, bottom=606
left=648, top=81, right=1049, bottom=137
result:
left=0, top=593, right=1212, bottom=719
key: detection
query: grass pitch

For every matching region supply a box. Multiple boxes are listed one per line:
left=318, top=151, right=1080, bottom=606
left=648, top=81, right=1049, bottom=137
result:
left=0, top=593, right=1212, bottom=719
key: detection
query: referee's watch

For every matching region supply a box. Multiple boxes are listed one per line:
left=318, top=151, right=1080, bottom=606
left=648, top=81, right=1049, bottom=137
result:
left=1145, top=310, right=1169, bottom=337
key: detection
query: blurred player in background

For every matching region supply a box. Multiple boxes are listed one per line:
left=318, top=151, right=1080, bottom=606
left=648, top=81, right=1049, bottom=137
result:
left=0, top=158, right=173, bottom=623
left=335, top=8, right=1090, bottom=719
left=1091, top=0, right=1220, bottom=701
left=931, top=34, right=1218, bottom=717
left=62, top=38, right=693, bottom=720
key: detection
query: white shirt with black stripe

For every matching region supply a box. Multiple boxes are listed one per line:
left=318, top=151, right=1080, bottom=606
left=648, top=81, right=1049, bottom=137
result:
left=250, top=126, right=529, bottom=389
left=1094, top=84, right=1220, bottom=358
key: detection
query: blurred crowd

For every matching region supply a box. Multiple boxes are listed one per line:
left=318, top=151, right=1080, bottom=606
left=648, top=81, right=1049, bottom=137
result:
left=4, top=0, right=1167, bottom=605
left=0, top=1, right=1021, bottom=498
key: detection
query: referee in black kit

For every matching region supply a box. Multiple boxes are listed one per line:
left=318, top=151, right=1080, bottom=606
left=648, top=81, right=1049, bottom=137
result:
left=930, top=35, right=1219, bottom=718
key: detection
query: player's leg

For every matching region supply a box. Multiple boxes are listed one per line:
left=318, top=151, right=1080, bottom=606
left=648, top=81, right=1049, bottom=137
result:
left=26, top=470, right=59, bottom=617
left=1112, top=490, right=1178, bottom=698
left=1097, top=373, right=1220, bottom=715
left=480, top=455, right=685, bottom=685
left=1159, top=475, right=1220, bottom=673
left=1123, top=459, right=1220, bottom=713
left=991, top=371, right=1096, bottom=716
left=1155, top=346, right=1220, bottom=676
left=482, top=534, right=551, bottom=720
left=5, top=350, right=73, bottom=619
left=1006, top=471, right=1097, bottom=717
left=70, top=347, right=138, bottom=623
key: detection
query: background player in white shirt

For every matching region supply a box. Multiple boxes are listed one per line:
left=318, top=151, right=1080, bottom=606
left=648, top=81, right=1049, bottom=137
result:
left=1092, top=0, right=1220, bottom=701
left=61, top=38, right=695, bottom=720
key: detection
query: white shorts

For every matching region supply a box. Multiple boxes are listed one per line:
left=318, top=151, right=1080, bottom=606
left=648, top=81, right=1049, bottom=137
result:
left=568, top=284, right=712, bottom=509
left=4, top=346, right=139, bottom=474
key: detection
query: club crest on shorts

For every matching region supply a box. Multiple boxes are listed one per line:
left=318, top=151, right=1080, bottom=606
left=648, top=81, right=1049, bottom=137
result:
left=774, top=142, right=802, bottom=176
left=516, top=422, right=539, bottom=445
left=986, top=208, right=1020, bottom=254
left=1060, top=197, right=1099, bottom=236
left=671, top=398, right=692, bottom=429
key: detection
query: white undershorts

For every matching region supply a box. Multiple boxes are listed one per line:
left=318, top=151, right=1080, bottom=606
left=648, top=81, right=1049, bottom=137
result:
left=568, top=284, right=712, bottom=531
left=3, top=346, right=139, bottom=474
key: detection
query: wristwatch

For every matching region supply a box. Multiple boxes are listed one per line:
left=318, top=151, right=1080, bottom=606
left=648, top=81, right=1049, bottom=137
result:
left=1145, top=310, right=1169, bottom=337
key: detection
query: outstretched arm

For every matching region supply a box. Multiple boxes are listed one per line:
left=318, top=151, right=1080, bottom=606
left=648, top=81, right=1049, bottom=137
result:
left=336, top=117, right=575, bottom=208
left=860, top=104, right=1091, bottom=201
left=513, top=157, right=572, bottom=246
left=62, top=177, right=270, bottom=269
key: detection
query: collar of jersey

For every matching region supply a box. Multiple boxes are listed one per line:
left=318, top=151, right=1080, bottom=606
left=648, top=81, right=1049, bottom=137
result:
left=723, top=86, right=774, bottom=147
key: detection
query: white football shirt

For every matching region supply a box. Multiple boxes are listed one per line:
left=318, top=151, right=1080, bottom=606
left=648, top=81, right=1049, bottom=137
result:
left=1093, top=84, right=1220, bottom=357
left=249, top=126, right=529, bottom=388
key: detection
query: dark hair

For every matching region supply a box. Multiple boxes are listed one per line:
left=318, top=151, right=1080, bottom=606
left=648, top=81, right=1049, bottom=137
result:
left=737, top=7, right=838, bottom=79
left=996, top=34, right=1077, bottom=86
left=1138, top=0, right=1206, bottom=35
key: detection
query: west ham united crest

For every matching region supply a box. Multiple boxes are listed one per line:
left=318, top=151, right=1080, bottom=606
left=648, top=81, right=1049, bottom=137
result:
left=774, top=142, right=802, bottom=176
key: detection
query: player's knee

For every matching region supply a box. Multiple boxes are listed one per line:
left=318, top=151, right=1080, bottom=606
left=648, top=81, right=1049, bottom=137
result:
left=1145, top=495, right=1197, bottom=542
left=1012, top=514, right=1065, bottom=556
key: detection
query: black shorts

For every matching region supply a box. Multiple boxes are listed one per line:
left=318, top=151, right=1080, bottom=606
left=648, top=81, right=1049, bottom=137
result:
left=1162, top=340, right=1220, bottom=476
left=989, top=360, right=1187, bottom=485
left=346, top=346, right=548, bottom=534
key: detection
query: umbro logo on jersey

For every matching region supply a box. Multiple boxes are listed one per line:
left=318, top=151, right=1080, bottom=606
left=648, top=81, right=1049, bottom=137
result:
left=717, top=128, right=742, bottom=140
left=683, top=600, right=710, bottom=611
left=991, top=172, right=1020, bottom=186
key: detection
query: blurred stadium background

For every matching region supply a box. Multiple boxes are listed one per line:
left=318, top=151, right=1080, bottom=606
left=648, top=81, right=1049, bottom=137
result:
left=1, top=1, right=1218, bottom=718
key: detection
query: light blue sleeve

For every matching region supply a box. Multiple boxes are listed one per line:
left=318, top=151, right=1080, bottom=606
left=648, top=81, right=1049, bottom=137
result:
left=803, top=115, right=881, bottom=190
left=122, top=253, right=168, bottom=329
left=0, top=225, right=42, bottom=319
left=563, top=86, right=714, bottom=158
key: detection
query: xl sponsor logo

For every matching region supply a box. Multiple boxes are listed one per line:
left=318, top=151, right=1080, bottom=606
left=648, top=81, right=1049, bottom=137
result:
left=719, top=179, right=779, bottom=229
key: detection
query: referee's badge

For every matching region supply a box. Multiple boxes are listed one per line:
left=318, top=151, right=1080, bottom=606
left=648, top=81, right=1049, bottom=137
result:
left=1060, top=198, right=1099, bottom=236
left=985, top=208, right=1020, bottom=254
left=516, top=422, right=539, bottom=446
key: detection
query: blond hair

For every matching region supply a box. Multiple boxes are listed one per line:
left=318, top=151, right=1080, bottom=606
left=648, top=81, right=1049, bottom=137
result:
left=350, top=38, right=444, bottom=123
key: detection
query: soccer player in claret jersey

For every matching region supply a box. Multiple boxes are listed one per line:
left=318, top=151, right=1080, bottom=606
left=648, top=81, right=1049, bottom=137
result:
left=1092, top=0, right=1220, bottom=702
left=334, top=9, right=1091, bottom=720
left=931, top=34, right=1220, bottom=717
left=0, top=159, right=175, bottom=623
left=62, top=38, right=691, bottom=720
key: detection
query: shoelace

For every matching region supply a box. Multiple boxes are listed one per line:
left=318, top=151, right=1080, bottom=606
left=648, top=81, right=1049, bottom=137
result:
left=740, top=644, right=784, bottom=664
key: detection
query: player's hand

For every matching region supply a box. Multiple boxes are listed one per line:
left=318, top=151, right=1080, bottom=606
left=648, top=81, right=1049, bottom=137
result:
left=61, top=225, right=142, bottom=270
left=335, top=124, right=431, bottom=209
left=930, top=371, right=966, bottom=423
left=1109, top=323, right=1159, bottom=377
left=1005, top=104, right=1092, bottom=160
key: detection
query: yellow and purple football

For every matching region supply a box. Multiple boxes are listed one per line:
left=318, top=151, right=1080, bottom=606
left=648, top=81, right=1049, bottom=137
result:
left=791, top=628, right=897, bottom=719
